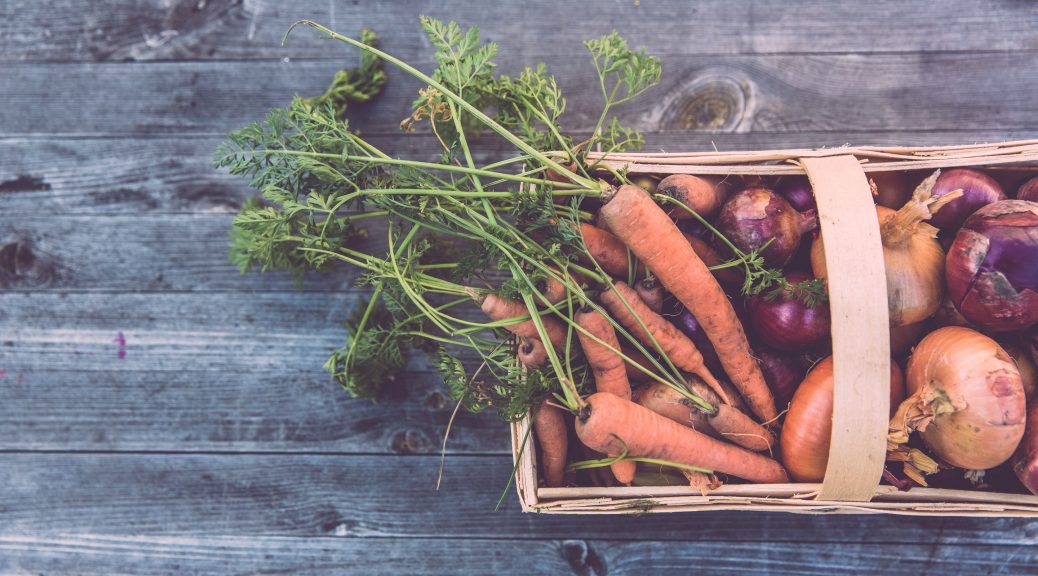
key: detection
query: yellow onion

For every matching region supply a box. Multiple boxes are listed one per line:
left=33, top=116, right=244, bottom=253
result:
left=813, top=171, right=959, bottom=327
left=781, top=356, right=905, bottom=482
left=890, top=326, right=1025, bottom=471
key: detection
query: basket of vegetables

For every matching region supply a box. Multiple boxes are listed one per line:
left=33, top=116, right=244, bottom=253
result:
left=512, top=145, right=1038, bottom=514
left=217, top=18, right=1038, bottom=515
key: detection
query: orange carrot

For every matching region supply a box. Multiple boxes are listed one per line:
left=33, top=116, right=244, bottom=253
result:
left=533, top=399, right=568, bottom=488
left=579, top=222, right=644, bottom=278
left=634, top=277, right=664, bottom=314
left=634, top=381, right=714, bottom=436
left=687, top=378, right=775, bottom=452
left=601, top=185, right=778, bottom=422
left=622, top=346, right=655, bottom=383
left=575, top=393, right=788, bottom=484
left=600, top=281, right=732, bottom=406
left=685, top=233, right=742, bottom=287
left=574, top=307, right=636, bottom=484
left=478, top=292, right=565, bottom=349
left=517, top=337, right=547, bottom=368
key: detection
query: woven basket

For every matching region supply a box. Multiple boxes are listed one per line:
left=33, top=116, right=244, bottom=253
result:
left=512, top=140, right=1038, bottom=515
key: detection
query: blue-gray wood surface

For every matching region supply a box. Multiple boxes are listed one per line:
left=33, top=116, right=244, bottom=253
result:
left=3, top=1, right=1038, bottom=574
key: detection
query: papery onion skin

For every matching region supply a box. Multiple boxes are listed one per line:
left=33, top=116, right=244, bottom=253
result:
left=744, top=272, right=830, bottom=353
left=899, top=326, right=1025, bottom=470
left=777, top=176, right=817, bottom=212
left=1016, top=176, right=1038, bottom=203
left=717, top=187, right=818, bottom=268
left=755, top=347, right=807, bottom=410
left=928, top=168, right=1007, bottom=231
left=945, top=200, right=1038, bottom=332
left=1012, top=402, right=1038, bottom=496
left=781, top=356, right=904, bottom=482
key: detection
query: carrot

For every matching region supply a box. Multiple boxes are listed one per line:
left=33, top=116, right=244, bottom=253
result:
left=622, top=346, right=655, bottom=383
left=534, top=268, right=569, bottom=304
left=574, top=307, right=637, bottom=484
left=601, top=185, right=778, bottom=422
left=634, top=381, right=714, bottom=436
left=600, top=281, right=732, bottom=406
left=634, top=277, right=664, bottom=313
left=575, top=392, right=789, bottom=484
left=579, top=222, right=644, bottom=278
left=684, top=233, right=742, bottom=287
left=687, top=378, right=775, bottom=452
left=477, top=292, right=565, bottom=349
left=517, top=337, right=547, bottom=368
left=533, top=399, right=568, bottom=487
left=658, top=174, right=728, bottom=220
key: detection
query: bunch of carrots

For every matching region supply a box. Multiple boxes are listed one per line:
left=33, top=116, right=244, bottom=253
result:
left=219, top=18, right=1038, bottom=494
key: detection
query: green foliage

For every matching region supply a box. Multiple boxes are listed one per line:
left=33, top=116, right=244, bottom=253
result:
left=304, top=28, right=387, bottom=118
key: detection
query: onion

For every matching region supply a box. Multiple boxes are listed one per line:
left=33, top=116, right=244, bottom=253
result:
left=781, top=356, right=905, bottom=482
left=932, top=295, right=973, bottom=329
left=716, top=187, right=818, bottom=268
left=890, top=321, right=926, bottom=358
left=945, top=200, right=1038, bottom=332
left=1005, top=343, right=1037, bottom=402
left=1018, top=176, right=1038, bottom=203
left=812, top=171, right=955, bottom=327
left=869, top=171, right=913, bottom=210
left=755, top=347, right=807, bottom=410
left=1029, top=325, right=1038, bottom=367
left=744, top=271, right=830, bottom=353
left=890, top=326, right=1025, bottom=472
left=671, top=307, right=724, bottom=376
left=776, top=176, right=816, bottom=212
left=1012, top=403, right=1038, bottom=496
left=926, top=168, right=1006, bottom=231
left=657, top=174, right=727, bottom=219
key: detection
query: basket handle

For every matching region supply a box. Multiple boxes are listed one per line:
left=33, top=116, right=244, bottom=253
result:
left=801, top=155, right=890, bottom=502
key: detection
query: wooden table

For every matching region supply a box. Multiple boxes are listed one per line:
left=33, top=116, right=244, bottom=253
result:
left=3, top=1, right=1038, bottom=573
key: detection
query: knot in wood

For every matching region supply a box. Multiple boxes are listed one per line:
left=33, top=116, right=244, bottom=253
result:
left=665, top=75, right=747, bottom=132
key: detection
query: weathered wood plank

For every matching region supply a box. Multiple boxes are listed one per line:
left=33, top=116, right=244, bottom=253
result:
left=3, top=453, right=1038, bottom=547
left=4, top=0, right=1037, bottom=63
left=2, top=534, right=1036, bottom=576
left=4, top=53, right=1038, bottom=137
left=0, top=369, right=505, bottom=454
left=6, top=132, right=1038, bottom=215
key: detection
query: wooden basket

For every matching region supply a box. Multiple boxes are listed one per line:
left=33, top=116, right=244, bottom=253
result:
left=512, top=140, right=1038, bottom=515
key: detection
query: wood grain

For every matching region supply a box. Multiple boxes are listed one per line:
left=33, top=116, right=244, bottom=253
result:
left=3, top=53, right=1038, bottom=138
left=3, top=453, right=1038, bottom=546
left=2, top=533, right=1036, bottom=575
left=4, top=0, right=1037, bottom=63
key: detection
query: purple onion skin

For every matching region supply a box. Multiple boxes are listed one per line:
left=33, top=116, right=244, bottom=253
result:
left=672, top=308, right=724, bottom=377
left=777, top=176, right=817, bottom=212
left=755, top=348, right=807, bottom=410
left=1013, top=402, right=1038, bottom=496
left=744, top=271, right=831, bottom=353
left=928, top=168, right=1006, bottom=231
left=715, top=187, right=819, bottom=268
left=1018, top=176, right=1038, bottom=203
left=946, top=200, right=1038, bottom=332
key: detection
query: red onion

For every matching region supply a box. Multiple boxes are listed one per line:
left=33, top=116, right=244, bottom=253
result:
left=946, top=200, right=1038, bottom=332
left=776, top=176, right=816, bottom=212
left=927, top=168, right=1006, bottom=231
left=869, top=171, right=913, bottom=210
left=755, top=347, right=806, bottom=409
left=744, top=272, right=830, bottom=353
left=715, top=187, right=818, bottom=268
left=1018, top=176, right=1038, bottom=203
left=671, top=307, right=723, bottom=377
left=1029, top=325, right=1038, bottom=367
left=1013, top=402, right=1038, bottom=496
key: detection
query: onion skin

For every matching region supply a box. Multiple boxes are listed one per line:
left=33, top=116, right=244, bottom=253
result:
left=893, top=326, right=1025, bottom=470
left=945, top=200, right=1038, bottom=332
left=1018, top=176, right=1038, bottom=203
left=744, top=272, right=831, bottom=353
left=755, top=348, right=807, bottom=410
left=777, top=176, right=816, bottom=212
left=657, top=174, right=727, bottom=220
left=869, top=171, right=913, bottom=210
left=1030, top=326, right=1038, bottom=368
left=1005, top=344, right=1037, bottom=403
left=717, top=187, right=819, bottom=268
left=927, top=168, right=1006, bottom=231
left=781, top=356, right=905, bottom=482
left=1012, top=402, right=1038, bottom=496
